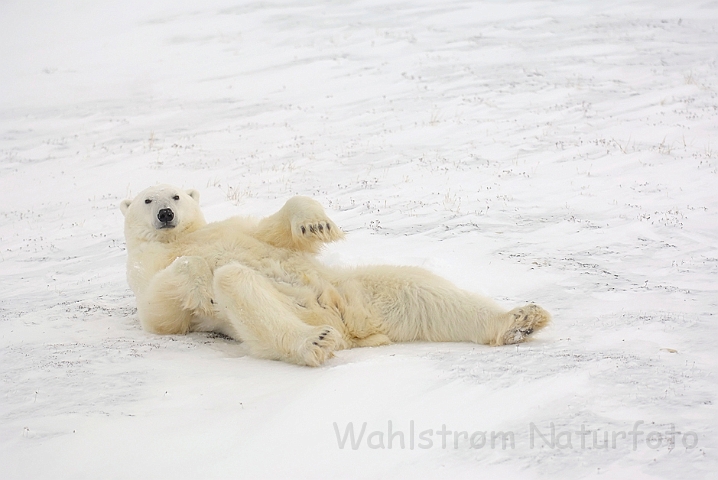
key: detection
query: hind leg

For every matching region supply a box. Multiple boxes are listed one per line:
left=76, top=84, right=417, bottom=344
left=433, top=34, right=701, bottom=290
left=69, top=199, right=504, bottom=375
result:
left=213, top=263, right=346, bottom=366
left=354, top=265, right=550, bottom=346
left=492, top=304, right=551, bottom=346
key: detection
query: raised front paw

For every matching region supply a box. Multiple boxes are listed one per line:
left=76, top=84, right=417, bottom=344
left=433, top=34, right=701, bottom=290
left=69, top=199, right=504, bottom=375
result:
left=284, top=197, right=345, bottom=245
left=293, top=217, right=344, bottom=244
left=294, top=326, right=345, bottom=367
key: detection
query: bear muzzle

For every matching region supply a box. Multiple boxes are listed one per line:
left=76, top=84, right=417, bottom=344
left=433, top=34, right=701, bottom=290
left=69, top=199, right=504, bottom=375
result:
left=157, top=208, right=176, bottom=229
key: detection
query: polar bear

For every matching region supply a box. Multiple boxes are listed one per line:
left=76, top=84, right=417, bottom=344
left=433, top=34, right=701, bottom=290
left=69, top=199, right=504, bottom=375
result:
left=120, top=184, right=550, bottom=366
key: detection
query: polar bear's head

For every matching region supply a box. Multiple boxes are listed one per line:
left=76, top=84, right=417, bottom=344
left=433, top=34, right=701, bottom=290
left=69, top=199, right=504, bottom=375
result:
left=120, top=185, right=206, bottom=243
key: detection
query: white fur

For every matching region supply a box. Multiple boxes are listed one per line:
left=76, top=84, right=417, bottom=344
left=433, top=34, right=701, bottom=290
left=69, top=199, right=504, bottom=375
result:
left=120, top=184, right=551, bottom=366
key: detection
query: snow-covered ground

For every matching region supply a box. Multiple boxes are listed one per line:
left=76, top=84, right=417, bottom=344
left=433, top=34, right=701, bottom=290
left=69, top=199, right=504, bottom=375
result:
left=1, top=0, right=717, bottom=478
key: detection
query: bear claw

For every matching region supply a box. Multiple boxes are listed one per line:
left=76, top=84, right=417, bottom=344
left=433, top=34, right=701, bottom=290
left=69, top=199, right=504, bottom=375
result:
left=296, top=326, right=343, bottom=367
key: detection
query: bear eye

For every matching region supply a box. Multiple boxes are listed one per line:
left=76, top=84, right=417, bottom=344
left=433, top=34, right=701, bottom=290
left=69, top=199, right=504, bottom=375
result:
left=173, top=195, right=180, bottom=201
left=145, top=199, right=152, bottom=204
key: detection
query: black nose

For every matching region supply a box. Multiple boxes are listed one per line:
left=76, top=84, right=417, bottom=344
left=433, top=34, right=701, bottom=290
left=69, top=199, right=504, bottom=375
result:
left=157, top=208, right=174, bottom=223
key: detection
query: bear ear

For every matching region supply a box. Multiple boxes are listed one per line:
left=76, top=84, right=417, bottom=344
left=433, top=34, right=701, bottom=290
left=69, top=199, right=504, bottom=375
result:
left=186, top=189, right=200, bottom=202
left=120, top=199, right=132, bottom=216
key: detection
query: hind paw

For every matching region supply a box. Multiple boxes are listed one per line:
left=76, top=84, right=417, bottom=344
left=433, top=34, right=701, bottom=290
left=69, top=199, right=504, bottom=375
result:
left=498, top=304, right=551, bottom=346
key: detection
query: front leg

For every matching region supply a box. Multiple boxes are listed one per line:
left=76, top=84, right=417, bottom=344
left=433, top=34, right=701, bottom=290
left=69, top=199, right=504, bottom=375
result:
left=255, top=196, right=344, bottom=254
left=137, top=256, right=214, bottom=335
left=213, top=263, right=346, bottom=366
left=168, top=256, right=215, bottom=315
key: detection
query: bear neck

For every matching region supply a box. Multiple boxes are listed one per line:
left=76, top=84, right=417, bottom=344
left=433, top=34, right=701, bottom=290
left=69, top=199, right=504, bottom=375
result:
left=125, top=219, right=206, bottom=249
